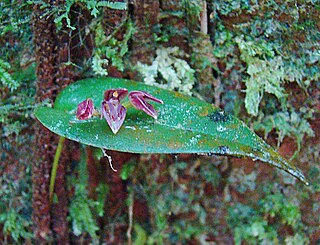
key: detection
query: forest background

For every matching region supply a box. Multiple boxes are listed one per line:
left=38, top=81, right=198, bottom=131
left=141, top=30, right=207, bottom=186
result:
left=0, top=0, right=319, bottom=244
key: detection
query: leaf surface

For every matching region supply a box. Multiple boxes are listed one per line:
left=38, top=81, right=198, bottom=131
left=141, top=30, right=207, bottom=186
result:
left=34, top=77, right=308, bottom=184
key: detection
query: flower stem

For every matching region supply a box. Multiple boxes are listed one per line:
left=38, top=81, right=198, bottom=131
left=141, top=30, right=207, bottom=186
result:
left=122, top=100, right=132, bottom=109
left=49, top=136, right=65, bottom=203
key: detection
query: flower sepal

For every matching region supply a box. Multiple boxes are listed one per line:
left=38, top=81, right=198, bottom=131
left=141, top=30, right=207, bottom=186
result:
left=128, top=91, right=164, bottom=119
left=76, top=98, right=94, bottom=120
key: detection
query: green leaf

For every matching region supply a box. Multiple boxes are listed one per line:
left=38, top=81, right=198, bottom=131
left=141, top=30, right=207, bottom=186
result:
left=34, top=77, right=308, bottom=185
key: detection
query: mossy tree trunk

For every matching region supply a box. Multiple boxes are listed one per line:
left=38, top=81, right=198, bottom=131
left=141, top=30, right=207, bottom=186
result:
left=130, top=0, right=160, bottom=65
left=32, top=1, right=75, bottom=243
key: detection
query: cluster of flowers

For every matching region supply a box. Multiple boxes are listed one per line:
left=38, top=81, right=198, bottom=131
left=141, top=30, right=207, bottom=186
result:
left=76, top=89, right=163, bottom=134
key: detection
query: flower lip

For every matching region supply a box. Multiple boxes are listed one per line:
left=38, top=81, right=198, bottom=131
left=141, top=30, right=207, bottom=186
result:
left=104, top=88, right=128, bottom=101
left=76, top=98, right=94, bottom=120
left=128, top=91, right=164, bottom=119
left=101, top=100, right=126, bottom=134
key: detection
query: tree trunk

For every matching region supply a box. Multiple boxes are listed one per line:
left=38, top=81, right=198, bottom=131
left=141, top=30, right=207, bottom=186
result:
left=130, top=0, right=160, bottom=64
left=32, top=1, right=74, bottom=242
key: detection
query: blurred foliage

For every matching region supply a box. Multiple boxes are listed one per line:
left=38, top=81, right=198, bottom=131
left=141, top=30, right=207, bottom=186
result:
left=227, top=167, right=257, bottom=194
left=123, top=156, right=223, bottom=244
left=253, top=106, right=315, bottom=157
left=0, top=0, right=36, bottom=138
left=227, top=184, right=309, bottom=244
left=0, top=59, right=18, bottom=91
left=0, top=173, right=32, bottom=243
left=29, top=0, right=127, bottom=30
left=214, top=0, right=258, bottom=15
left=0, top=2, right=35, bottom=242
left=0, top=1, right=32, bottom=49
left=210, top=0, right=318, bottom=154
left=208, top=2, right=319, bottom=242
left=0, top=134, right=33, bottom=243
left=68, top=146, right=108, bottom=240
left=92, top=20, right=135, bottom=76
left=0, top=63, right=39, bottom=138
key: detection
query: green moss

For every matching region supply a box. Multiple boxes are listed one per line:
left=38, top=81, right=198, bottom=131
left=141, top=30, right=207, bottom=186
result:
left=210, top=1, right=318, bottom=154
left=227, top=190, right=309, bottom=244
left=0, top=152, right=33, bottom=242
left=253, top=106, right=314, bottom=157
left=0, top=209, right=32, bottom=242
left=136, top=46, right=196, bottom=95
left=228, top=167, right=257, bottom=194
left=122, top=157, right=213, bottom=243
left=92, top=20, right=135, bottom=76
left=0, top=59, right=19, bottom=91
left=214, top=0, right=258, bottom=15
left=29, top=0, right=127, bottom=30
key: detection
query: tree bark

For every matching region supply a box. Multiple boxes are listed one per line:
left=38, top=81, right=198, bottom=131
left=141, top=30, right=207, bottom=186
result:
left=32, top=3, right=56, bottom=241
left=32, top=1, right=75, bottom=242
left=130, top=0, right=160, bottom=64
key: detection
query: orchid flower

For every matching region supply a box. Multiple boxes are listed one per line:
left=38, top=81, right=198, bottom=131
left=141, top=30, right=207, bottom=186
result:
left=76, top=98, right=94, bottom=120
left=128, top=91, right=164, bottom=119
left=101, top=88, right=128, bottom=134
left=76, top=88, right=163, bottom=134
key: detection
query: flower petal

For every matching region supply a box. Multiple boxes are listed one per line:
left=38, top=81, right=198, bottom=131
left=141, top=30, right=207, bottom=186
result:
left=129, top=94, right=157, bottom=119
left=104, top=88, right=128, bottom=101
left=76, top=98, right=94, bottom=120
left=128, top=91, right=163, bottom=119
left=101, top=99, right=126, bottom=134
left=129, top=91, right=163, bottom=104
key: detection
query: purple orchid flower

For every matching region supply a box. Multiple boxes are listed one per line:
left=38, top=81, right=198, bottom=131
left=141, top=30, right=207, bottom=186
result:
left=101, top=88, right=128, bottom=134
left=76, top=89, right=163, bottom=134
left=76, top=98, right=94, bottom=120
left=128, top=91, right=164, bottom=119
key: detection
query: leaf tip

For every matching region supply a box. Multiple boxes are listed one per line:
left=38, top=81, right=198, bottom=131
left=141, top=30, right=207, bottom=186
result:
left=286, top=165, right=309, bottom=186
